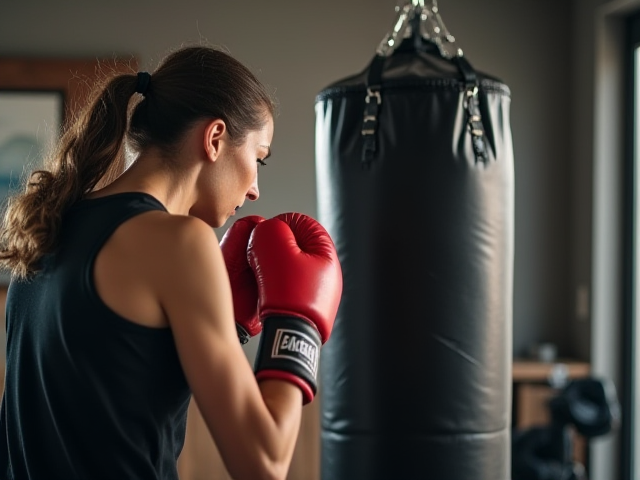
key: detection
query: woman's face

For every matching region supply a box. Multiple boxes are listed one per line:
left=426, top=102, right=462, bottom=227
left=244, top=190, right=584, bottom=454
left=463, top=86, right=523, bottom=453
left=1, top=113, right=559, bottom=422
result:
left=192, top=116, right=274, bottom=228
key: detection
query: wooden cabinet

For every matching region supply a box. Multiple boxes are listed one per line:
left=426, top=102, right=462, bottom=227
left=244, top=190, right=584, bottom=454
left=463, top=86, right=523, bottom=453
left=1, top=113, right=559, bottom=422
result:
left=512, top=359, right=591, bottom=466
left=0, top=286, right=5, bottom=320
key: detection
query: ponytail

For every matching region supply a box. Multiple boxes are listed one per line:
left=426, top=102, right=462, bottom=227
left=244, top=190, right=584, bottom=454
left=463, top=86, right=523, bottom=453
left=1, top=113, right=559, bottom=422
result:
left=0, top=72, right=138, bottom=279
left=1, top=45, right=276, bottom=280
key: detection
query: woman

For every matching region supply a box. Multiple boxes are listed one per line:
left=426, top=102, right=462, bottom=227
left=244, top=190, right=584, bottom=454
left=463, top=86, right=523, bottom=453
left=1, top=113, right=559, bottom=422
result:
left=0, top=45, right=342, bottom=480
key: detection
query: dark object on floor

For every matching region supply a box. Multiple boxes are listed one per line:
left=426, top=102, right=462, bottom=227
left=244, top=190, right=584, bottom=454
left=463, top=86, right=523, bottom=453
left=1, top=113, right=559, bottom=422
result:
left=512, top=377, right=620, bottom=480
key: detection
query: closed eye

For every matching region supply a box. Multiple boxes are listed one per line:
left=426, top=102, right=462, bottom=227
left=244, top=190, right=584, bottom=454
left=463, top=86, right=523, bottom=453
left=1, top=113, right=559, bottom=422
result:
left=257, top=159, right=267, bottom=166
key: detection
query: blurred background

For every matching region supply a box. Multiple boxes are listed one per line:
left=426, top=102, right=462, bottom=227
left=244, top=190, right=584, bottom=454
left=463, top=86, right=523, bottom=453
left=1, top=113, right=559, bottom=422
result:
left=1, top=0, right=637, bottom=478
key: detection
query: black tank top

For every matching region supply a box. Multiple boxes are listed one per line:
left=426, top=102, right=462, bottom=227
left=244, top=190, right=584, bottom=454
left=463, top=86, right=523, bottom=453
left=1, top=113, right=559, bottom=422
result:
left=0, top=192, right=192, bottom=480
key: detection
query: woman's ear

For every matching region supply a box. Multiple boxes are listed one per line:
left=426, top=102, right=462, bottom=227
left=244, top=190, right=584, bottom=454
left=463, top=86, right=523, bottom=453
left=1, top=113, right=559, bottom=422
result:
left=203, top=118, right=227, bottom=162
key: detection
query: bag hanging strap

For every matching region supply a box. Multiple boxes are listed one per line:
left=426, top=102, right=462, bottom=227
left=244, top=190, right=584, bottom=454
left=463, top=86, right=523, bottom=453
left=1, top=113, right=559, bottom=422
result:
left=361, top=37, right=489, bottom=166
left=361, top=54, right=386, bottom=165
left=454, top=55, right=488, bottom=163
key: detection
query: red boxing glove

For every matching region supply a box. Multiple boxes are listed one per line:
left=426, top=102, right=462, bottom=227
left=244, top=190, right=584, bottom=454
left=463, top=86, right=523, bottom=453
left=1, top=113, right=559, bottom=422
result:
left=220, top=215, right=265, bottom=344
left=248, top=212, right=343, bottom=403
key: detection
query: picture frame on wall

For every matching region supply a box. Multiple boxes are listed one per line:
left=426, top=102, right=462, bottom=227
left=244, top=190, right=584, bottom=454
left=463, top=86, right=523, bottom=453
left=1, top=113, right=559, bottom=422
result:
left=0, top=90, right=63, bottom=186
left=0, top=90, right=63, bottom=285
left=0, top=56, right=137, bottom=286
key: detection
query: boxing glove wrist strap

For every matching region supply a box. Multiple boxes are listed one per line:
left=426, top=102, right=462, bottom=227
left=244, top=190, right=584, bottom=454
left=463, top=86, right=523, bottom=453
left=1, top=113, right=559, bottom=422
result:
left=254, top=316, right=322, bottom=403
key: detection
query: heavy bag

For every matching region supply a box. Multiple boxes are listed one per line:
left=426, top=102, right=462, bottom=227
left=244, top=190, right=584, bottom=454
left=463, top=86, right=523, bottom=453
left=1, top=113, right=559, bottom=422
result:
left=315, top=35, right=515, bottom=480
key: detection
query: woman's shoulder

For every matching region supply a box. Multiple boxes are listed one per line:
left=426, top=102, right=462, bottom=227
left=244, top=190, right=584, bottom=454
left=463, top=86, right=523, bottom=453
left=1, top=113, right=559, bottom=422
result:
left=129, top=211, right=220, bottom=256
left=92, top=209, right=224, bottom=329
left=104, top=211, right=224, bottom=300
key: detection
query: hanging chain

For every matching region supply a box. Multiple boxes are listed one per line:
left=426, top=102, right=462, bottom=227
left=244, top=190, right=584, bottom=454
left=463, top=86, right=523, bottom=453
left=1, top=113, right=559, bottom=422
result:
left=376, top=0, right=462, bottom=58
left=376, top=2, right=415, bottom=57
left=419, top=2, right=462, bottom=58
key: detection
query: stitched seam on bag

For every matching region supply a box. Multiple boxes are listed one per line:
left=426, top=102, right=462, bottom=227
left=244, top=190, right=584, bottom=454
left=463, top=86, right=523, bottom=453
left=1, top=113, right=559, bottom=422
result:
left=316, top=79, right=510, bottom=102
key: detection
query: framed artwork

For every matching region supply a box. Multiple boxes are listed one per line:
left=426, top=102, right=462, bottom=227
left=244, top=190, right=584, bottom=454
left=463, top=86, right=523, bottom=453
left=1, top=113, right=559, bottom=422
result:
left=0, top=56, right=137, bottom=285
left=0, top=90, right=64, bottom=205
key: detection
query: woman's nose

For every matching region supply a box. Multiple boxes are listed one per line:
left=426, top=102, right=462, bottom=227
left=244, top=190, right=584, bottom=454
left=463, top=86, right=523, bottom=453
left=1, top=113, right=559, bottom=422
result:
left=246, top=179, right=259, bottom=201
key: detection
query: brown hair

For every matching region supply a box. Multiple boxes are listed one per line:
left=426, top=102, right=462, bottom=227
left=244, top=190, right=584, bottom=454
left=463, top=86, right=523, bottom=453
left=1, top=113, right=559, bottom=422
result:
left=0, top=45, right=276, bottom=279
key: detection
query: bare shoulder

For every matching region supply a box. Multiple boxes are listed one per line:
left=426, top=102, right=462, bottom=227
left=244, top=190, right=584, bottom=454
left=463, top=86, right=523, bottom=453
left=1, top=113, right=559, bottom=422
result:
left=122, top=211, right=221, bottom=270
left=94, top=211, right=224, bottom=328
left=124, top=212, right=230, bottom=319
left=104, top=210, right=218, bottom=290
left=131, top=210, right=218, bottom=249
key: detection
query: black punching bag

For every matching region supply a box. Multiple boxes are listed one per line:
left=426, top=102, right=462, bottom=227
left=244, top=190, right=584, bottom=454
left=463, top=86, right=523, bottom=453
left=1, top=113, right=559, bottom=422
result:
left=315, top=11, right=514, bottom=480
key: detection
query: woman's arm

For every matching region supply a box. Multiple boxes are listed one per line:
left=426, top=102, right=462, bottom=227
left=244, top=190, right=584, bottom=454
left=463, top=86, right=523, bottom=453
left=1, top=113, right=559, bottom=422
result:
left=157, top=216, right=302, bottom=480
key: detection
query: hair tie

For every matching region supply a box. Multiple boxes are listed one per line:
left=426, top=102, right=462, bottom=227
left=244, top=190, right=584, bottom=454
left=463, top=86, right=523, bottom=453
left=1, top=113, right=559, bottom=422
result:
left=135, top=72, right=151, bottom=96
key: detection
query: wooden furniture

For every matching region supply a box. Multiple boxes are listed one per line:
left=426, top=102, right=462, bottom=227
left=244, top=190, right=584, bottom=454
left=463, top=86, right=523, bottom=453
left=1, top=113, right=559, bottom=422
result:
left=512, top=359, right=591, bottom=466
left=0, top=286, right=6, bottom=317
